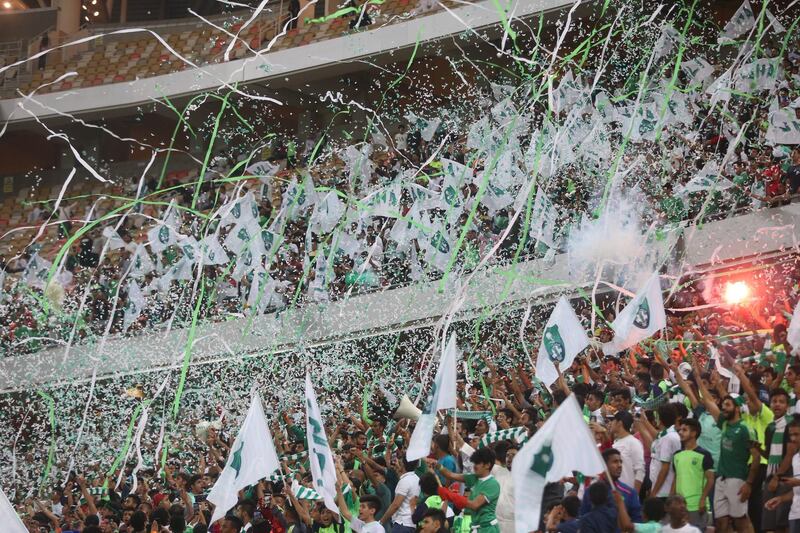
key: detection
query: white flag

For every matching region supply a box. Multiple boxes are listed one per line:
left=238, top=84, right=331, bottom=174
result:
left=766, top=108, right=800, bottom=145
left=220, top=191, right=260, bottom=228
left=0, top=486, right=26, bottom=533
left=421, top=220, right=455, bottom=272
left=147, top=224, right=178, bottom=254
left=224, top=219, right=266, bottom=257
left=363, top=182, right=403, bottom=218
left=788, top=303, right=800, bottom=354
left=680, top=161, right=735, bottom=193
left=305, top=374, right=340, bottom=514
left=603, top=273, right=667, bottom=354
left=123, top=281, right=146, bottom=331
left=247, top=160, right=280, bottom=179
left=722, top=0, right=755, bottom=40
left=24, top=253, right=52, bottom=289
left=308, top=248, right=330, bottom=302
left=512, top=395, right=605, bottom=533
left=407, top=334, right=459, bottom=461
left=536, top=297, right=590, bottom=389
left=766, top=8, right=785, bottom=33
left=129, top=244, right=155, bottom=279
left=310, top=191, right=346, bottom=234
left=681, top=57, right=715, bottom=87
left=200, top=233, right=230, bottom=266
left=102, top=226, right=126, bottom=250
left=208, top=392, right=280, bottom=524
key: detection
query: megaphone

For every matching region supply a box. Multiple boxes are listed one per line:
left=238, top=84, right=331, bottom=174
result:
left=393, top=394, right=422, bottom=421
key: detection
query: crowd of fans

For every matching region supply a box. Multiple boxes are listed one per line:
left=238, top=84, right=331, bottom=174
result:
left=7, top=2, right=800, bottom=533
left=10, top=250, right=800, bottom=533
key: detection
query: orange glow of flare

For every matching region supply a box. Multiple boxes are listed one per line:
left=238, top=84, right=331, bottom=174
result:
left=724, top=281, right=750, bottom=305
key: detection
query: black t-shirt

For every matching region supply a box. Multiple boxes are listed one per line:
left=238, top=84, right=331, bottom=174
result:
left=787, top=164, right=800, bottom=194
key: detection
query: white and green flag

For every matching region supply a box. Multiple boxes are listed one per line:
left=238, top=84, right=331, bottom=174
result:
left=603, top=273, right=666, bottom=355
left=363, top=182, right=403, bottom=218
left=123, top=281, right=145, bottom=332
left=310, top=191, right=346, bottom=234
left=766, top=108, right=800, bottom=145
left=407, top=334, right=459, bottom=461
left=722, top=0, right=755, bottom=40
left=787, top=302, right=800, bottom=354
left=200, top=232, right=230, bottom=266
left=305, top=374, right=340, bottom=514
left=512, top=394, right=605, bottom=533
left=536, top=297, right=590, bottom=389
left=102, top=226, right=127, bottom=250
left=680, top=161, right=735, bottom=194
left=207, top=391, right=281, bottom=524
left=23, top=253, right=52, bottom=289
left=129, top=244, right=155, bottom=279
left=147, top=224, right=178, bottom=254
left=0, top=486, right=26, bottom=533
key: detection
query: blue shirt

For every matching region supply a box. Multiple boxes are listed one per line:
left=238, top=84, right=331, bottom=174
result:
left=437, top=454, right=458, bottom=484
left=579, top=479, right=642, bottom=530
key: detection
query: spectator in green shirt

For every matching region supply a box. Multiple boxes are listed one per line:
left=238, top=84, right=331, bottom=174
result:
left=432, top=447, right=501, bottom=533
left=671, top=418, right=714, bottom=530
left=696, top=371, right=761, bottom=533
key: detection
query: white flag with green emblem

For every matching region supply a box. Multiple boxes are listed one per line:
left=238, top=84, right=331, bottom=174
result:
left=207, top=391, right=280, bottom=525
left=512, top=394, right=605, bottom=533
left=123, top=281, right=145, bottom=331
left=407, top=334, right=459, bottom=461
left=722, top=0, right=755, bottom=40
left=305, top=374, right=340, bottom=514
left=0, top=485, right=26, bottom=533
left=535, top=297, right=590, bottom=389
left=603, top=272, right=667, bottom=355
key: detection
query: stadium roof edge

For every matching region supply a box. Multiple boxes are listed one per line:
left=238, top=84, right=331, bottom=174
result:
left=0, top=0, right=584, bottom=125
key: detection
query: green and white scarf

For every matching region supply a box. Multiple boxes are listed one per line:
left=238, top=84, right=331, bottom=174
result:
left=768, top=416, right=787, bottom=475
left=478, top=427, right=527, bottom=448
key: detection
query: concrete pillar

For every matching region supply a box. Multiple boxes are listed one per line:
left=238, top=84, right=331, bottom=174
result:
left=54, top=0, right=81, bottom=36
left=119, top=0, right=127, bottom=23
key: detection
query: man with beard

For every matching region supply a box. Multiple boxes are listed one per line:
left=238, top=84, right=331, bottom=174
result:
left=697, top=374, right=761, bottom=533
left=762, top=388, right=797, bottom=533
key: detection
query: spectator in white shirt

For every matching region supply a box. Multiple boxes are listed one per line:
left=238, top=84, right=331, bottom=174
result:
left=337, top=490, right=386, bottom=533
left=649, top=403, right=682, bottom=498
left=662, top=494, right=702, bottom=533
left=609, top=410, right=645, bottom=492
left=380, top=457, right=420, bottom=533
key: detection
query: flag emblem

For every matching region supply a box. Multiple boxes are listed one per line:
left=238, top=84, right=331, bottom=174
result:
left=158, top=226, right=170, bottom=244
left=238, top=227, right=250, bottom=241
left=182, top=245, right=194, bottom=260
left=421, top=382, right=438, bottom=415
left=232, top=203, right=241, bottom=219
left=530, top=442, right=554, bottom=477
left=262, top=230, right=274, bottom=249
left=444, top=186, right=460, bottom=207
left=252, top=203, right=260, bottom=219
left=543, top=325, right=566, bottom=363
left=431, top=232, right=450, bottom=254
left=231, top=440, right=244, bottom=478
left=633, top=298, right=651, bottom=329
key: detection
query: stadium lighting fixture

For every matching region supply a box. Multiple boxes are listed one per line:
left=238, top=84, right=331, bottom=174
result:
left=93, top=10, right=99, bottom=16
left=2, top=2, right=12, bottom=9
left=724, top=281, right=750, bottom=305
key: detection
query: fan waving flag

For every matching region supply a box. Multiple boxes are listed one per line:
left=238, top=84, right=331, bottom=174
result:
left=536, top=297, right=590, bottom=389
left=603, top=273, right=666, bottom=355
left=207, top=392, right=280, bottom=524
left=407, top=334, right=459, bottom=461
left=512, top=394, right=605, bottom=533
left=0, top=486, right=27, bottom=533
left=305, top=374, right=340, bottom=514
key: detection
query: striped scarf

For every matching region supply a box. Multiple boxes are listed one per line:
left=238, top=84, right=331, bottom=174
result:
left=280, top=450, right=308, bottom=462
left=478, top=427, right=527, bottom=448
left=768, top=416, right=787, bottom=475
